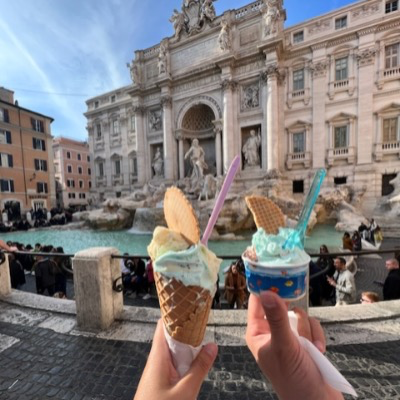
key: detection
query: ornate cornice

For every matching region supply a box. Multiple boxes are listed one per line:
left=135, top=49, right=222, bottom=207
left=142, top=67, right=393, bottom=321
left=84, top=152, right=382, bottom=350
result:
left=357, top=27, right=377, bottom=37
left=221, top=79, right=238, bottom=91
left=327, top=34, right=358, bottom=48
left=311, top=42, right=327, bottom=51
left=309, top=60, right=328, bottom=78
left=160, top=96, right=173, bottom=108
left=376, top=19, right=400, bottom=32
left=356, top=47, right=377, bottom=67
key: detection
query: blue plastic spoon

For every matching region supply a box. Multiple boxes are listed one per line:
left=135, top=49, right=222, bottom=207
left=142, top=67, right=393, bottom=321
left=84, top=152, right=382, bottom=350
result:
left=283, top=168, right=327, bottom=250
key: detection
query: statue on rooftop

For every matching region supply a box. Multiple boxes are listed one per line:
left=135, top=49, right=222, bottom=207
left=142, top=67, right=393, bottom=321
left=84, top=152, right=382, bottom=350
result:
left=170, top=9, right=186, bottom=40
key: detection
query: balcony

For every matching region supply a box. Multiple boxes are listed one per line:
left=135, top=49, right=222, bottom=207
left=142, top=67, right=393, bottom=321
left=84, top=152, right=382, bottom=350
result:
left=328, top=77, right=355, bottom=100
left=286, top=88, right=310, bottom=108
left=286, top=152, right=311, bottom=170
left=374, top=141, right=400, bottom=161
left=326, top=146, right=355, bottom=166
left=112, top=174, right=124, bottom=186
left=95, top=138, right=105, bottom=151
left=96, top=176, right=106, bottom=187
left=377, top=67, right=400, bottom=89
left=130, top=173, right=138, bottom=184
left=128, top=133, right=137, bottom=147
left=110, top=135, right=122, bottom=148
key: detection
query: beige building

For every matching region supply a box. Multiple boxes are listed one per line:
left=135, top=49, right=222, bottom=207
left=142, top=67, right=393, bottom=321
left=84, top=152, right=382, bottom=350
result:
left=0, top=87, right=55, bottom=221
left=53, top=137, right=91, bottom=209
left=85, top=0, right=400, bottom=212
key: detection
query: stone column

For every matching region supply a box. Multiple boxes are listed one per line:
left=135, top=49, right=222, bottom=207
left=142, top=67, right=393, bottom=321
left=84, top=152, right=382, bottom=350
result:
left=356, top=47, right=376, bottom=164
left=134, top=106, right=147, bottom=184
left=266, top=65, right=279, bottom=171
left=178, top=135, right=185, bottom=180
left=73, top=247, right=123, bottom=331
left=161, top=96, right=174, bottom=180
left=221, top=79, right=237, bottom=173
left=215, top=128, right=222, bottom=176
left=0, top=254, right=11, bottom=297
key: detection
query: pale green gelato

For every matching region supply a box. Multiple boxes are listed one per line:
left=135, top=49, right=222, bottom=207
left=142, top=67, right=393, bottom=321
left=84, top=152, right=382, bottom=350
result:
left=251, top=228, right=310, bottom=267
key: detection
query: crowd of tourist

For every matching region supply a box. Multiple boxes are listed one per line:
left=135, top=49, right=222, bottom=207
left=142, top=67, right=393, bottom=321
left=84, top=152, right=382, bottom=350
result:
left=341, top=219, right=384, bottom=252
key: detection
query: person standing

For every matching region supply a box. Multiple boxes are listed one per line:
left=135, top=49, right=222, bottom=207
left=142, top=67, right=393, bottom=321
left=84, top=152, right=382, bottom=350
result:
left=342, top=232, right=353, bottom=251
left=383, top=259, right=400, bottom=300
left=327, top=257, right=356, bottom=305
left=224, top=263, right=247, bottom=309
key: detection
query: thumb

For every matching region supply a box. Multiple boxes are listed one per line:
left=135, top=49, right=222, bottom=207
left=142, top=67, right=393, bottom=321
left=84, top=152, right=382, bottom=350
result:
left=260, top=291, right=296, bottom=349
left=177, top=343, right=218, bottom=397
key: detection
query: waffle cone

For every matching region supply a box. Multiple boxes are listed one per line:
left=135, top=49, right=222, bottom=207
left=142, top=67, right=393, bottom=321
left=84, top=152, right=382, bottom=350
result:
left=155, top=272, right=212, bottom=347
left=245, top=195, right=285, bottom=234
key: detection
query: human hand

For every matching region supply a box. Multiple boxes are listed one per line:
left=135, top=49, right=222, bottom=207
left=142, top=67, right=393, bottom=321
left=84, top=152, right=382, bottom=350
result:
left=246, top=292, right=343, bottom=400
left=327, top=277, right=336, bottom=287
left=134, top=320, right=218, bottom=400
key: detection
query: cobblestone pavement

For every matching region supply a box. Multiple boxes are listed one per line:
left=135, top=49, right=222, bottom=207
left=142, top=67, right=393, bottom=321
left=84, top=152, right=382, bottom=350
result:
left=0, top=320, right=399, bottom=400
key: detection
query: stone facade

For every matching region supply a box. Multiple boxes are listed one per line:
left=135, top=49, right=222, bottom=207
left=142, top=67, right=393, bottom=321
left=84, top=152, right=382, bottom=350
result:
left=85, top=0, right=400, bottom=213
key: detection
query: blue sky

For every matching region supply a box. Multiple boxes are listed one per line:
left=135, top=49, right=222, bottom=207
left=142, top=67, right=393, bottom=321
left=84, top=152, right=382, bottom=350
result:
left=0, top=0, right=357, bottom=141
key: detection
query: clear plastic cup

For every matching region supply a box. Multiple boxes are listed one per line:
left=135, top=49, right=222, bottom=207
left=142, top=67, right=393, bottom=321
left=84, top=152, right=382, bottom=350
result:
left=242, top=252, right=310, bottom=301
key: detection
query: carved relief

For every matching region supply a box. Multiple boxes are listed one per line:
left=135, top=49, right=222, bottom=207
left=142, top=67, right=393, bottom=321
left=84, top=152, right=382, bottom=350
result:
left=356, top=48, right=377, bottom=67
left=308, top=19, right=331, bottom=35
left=310, top=60, right=328, bottom=78
left=149, top=109, right=162, bottom=132
left=218, top=19, right=231, bottom=52
left=221, top=79, right=238, bottom=91
left=242, top=84, right=260, bottom=110
left=352, top=2, right=380, bottom=20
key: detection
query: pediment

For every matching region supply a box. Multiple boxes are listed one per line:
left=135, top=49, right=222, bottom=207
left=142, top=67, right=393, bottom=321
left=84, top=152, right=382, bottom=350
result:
left=94, top=156, right=105, bottom=162
left=327, top=112, right=356, bottom=122
left=286, top=120, right=311, bottom=130
left=376, top=102, right=400, bottom=114
left=110, top=153, right=122, bottom=159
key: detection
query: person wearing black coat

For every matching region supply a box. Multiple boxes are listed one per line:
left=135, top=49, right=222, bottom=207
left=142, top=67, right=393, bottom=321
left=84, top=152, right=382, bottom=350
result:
left=383, top=259, right=400, bottom=301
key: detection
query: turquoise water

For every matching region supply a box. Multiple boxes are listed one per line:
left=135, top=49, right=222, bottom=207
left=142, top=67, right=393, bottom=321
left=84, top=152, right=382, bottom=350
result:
left=0, top=224, right=342, bottom=256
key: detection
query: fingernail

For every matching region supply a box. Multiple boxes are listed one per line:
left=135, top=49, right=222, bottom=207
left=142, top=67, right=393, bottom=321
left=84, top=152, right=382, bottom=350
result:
left=260, top=291, right=277, bottom=309
left=204, top=343, right=218, bottom=358
left=314, top=340, right=324, bottom=353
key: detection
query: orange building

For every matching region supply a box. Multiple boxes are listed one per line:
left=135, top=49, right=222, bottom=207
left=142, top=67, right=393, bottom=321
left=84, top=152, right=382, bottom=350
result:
left=0, top=87, right=55, bottom=221
left=53, top=137, right=91, bottom=209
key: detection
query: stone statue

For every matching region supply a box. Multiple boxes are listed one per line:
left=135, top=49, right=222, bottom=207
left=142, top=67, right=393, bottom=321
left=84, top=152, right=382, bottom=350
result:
left=127, top=61, right=140, bottom=85
left=152, top=147, right=164, bottom=178
left=262, top=0, right=280, bottom=36
left=242, top=130, right=261, bottom=167
left=170, top=9, right=186, bottom=40
left=201, top=0, right=216, bottom=22
left=149, top=111, right=162, bottom=132
left=184, top=139, right=208, bottom=186
left=218, top=19, right=231, bottom=51
left=158, top=44, right=168, bottom=75
left=243, top=85, right=259, bottom=109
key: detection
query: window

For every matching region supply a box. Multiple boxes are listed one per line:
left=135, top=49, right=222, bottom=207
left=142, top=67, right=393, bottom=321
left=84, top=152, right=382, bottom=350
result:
left=33, top=138, right=46, bottom=151
left=34, top=159, right=48, bottom=171
left=67, top=179, right=75, bottom=188
left=293, top=132, right=305, bottom=153
left=131, top=115, right=136, bottom=132
left=334, top=126, right=348, bottom=148
left=293, top=69, right=304, bottom=91
left=385, top=0, right=398, bottom=13
left=98, top=162, right=104, bottom=177
left=383, top=117, right=400, bottom=142
left=335, top=16, right=347, bottom=30
left=68, top=193, right=76, bottom=199
left=67, top=151, right=71, bottom=159
left=87, top=155, right=90, bottom=162
left=0, top=108, right=10, bottom=123
left=89, top=181, right=92, bottom=189
left=31, top=118, right=44, bottom=133
left=0, top=130, right=12, bottom=144
left=293, top=31, right=304, bottom=44
left=113, top=119, right=120, bottom=135
left=77, top=153, right=81, bottom=161
left=115, top=159, right=121, bottom=175
left=293, top=180, right=304, bottom=194
left=96, top=123, right=102, bottom=139
left=382, top=173, right=397, bottom=196
left=88, top=168, right=91, bottom=175
left=335, top=57, right=348, bottom=81
left=0, top=179, right=14, bottom=192
left=111, top=95, right=116, bottom=103
left=334, top=177, right=347, bottom=185
left=385, top=43, right=399, bottom=69
left=79, top=180, right=84, bottom=188
left=37, top=182, right=48, bottom=194
left=0, top=153, right=13, bottom=167
left=67, top=165, right=72, bottom=173
left=94, top=101, right=99, bottom=109
left=130, top=157, right=138, bottom=176
left=78, top=166, right=83, bottom=175
left=79, top=193, right=86, bottom=199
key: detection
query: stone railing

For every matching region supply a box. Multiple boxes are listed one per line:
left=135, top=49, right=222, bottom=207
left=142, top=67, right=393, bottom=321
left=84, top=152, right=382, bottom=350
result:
left=130, top=173, right=138, bottom=183
left=96, top=176, right=107, bottom=187
left=328, top=77, right=355, bottom=99
left=326, top=146, right=356, bottom=166
left=374, top=141, right=400, bottom=161
left=112, top=174, right=124, bottom=186
left=235, top=0, right=262, bottom=19
left=286, top=151, right=311, bottom=169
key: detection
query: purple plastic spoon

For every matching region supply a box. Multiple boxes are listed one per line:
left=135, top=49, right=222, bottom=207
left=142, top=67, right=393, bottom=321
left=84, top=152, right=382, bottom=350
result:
left=201, top=155, right=241, bottom=246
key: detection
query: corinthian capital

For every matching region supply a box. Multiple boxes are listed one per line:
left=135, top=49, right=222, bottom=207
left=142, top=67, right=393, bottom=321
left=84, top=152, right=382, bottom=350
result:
left=309, top=60, right=328, bottom=78
left=133, top=105, right=147, bottom=115
left=356, top=48, right=377, bottom=67
left=221, top=79, right=238, bottom=91
left=160, top=96, right=173, bottom=108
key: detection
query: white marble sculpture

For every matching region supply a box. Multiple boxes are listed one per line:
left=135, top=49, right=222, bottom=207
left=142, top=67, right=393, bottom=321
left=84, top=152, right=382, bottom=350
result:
left=184, top=139, right=208, bottom=188
left=201, top=0, right=216, bottom=22
left=218, top=19, right=231, bottom=51
left=262, top=0, right=280, bottom=36
left=152, top=147, right=164, bottom=178
left=158, top=44, right=168, bottom=75
left=127, top=61, right=140, bottom=85
left=170, top=9, right=186, bottom=40
left=242, top=85, right=259, bottom=109
left=242, top=130, right=261, bottom=167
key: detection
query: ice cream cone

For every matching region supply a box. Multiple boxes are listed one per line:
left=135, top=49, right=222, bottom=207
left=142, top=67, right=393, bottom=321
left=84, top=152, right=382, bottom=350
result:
left=155, top=272, right=212, bottom=347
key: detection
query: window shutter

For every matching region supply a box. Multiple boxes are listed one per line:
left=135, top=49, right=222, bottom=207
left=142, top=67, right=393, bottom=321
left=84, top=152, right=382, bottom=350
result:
left=33, top=138, right=37, bottom=149
left=0, top=155, right=2, bottom=167
left=44, top=183, right=48, bottom=193
left=0, top=180, right=3, bottom=192
left=42, top=140, right=46, bottom=151
left=37, top=182, right=40, bottom=193
left=10, top=180, right=14, bottom=192
left=40, top=121, right=44, bottom=133
left=6, top=131, right=11, bottom=144
left=4, top=110, right=9, bottom=123
left=35, top=159, right=39, bottom=170
left=44, top=160, right=48, bottom=171
left=8, top=154, right=13, bottom=167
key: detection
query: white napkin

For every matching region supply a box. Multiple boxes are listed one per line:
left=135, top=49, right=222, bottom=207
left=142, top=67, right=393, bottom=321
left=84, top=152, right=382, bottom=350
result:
left=288, top=311, right=358, bottom=397
left=163, top=325, right=202, bottom=377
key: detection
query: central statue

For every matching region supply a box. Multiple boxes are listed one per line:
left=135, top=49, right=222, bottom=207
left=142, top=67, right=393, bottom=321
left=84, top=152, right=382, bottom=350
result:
left=184, top=139, right=208, bottom=188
